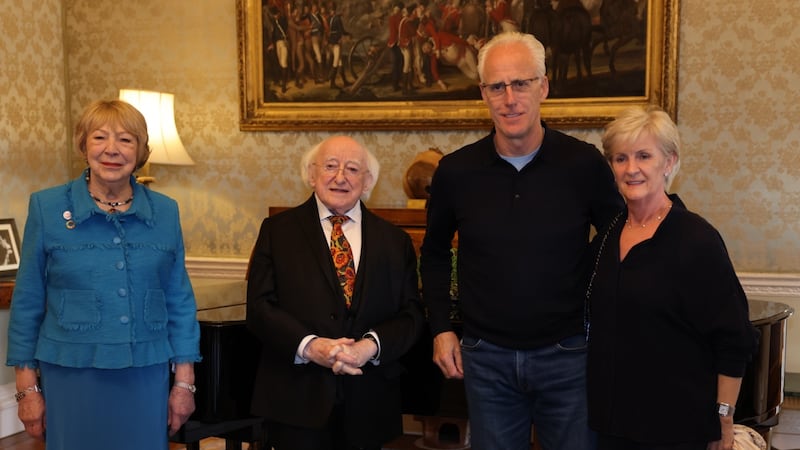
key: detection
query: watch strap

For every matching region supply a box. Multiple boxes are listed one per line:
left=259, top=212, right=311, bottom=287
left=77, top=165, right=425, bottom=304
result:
left=716, top=402, right=735, bottom=417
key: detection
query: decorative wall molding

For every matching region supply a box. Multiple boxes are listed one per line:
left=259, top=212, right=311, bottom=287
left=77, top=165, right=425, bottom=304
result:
left=186, top=257, right=249, bottom=280
left=186, top=257, right=800, bottom=298
left=0, top=382, right=23, bottom=438
left=739, top=272, right=800, bottom=297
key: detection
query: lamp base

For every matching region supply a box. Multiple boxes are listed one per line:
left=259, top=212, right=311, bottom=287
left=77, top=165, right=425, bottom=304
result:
left=136, top=176, right=156, bottom=186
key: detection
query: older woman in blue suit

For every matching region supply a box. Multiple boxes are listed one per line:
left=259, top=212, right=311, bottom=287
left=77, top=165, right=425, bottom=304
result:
left=6, top=99, right=201, bottom=450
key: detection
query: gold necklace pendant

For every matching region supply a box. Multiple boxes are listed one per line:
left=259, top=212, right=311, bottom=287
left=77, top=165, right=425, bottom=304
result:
left=626, top=201, right=673, bottom=229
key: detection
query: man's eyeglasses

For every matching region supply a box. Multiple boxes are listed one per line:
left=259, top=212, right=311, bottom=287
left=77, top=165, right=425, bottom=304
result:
left=314, top=162, right=366, bottom=177
left=479, top=77, right=540, bottom=98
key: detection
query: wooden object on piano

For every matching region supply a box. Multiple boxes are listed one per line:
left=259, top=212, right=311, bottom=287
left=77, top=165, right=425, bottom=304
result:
left=0, top=280, right=14, bottom=309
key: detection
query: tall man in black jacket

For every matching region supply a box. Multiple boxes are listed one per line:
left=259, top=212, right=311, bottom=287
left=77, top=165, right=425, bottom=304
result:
left=420, top=32, right=624, bottom=450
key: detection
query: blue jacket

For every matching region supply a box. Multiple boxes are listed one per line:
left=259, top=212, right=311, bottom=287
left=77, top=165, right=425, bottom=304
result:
left=6, top=172, right=201, bottom=369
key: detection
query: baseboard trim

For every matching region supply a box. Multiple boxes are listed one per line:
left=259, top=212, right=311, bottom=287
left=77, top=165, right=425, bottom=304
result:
left=0, top=382, right=23, bottom=439
left=186, top=257, right=249, bottom=280
left=738, top=272, right=800, bottom=297
left=786, top=373, right=800, bottom=395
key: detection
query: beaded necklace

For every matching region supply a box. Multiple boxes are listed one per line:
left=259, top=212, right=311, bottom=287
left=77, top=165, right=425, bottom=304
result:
left=85, top=169, right=134, bottom=213
left=89, top=193, right=134, bottom=213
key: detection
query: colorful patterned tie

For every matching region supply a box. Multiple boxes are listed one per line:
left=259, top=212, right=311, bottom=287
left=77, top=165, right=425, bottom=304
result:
left=329, top=215, right=355, bottom=308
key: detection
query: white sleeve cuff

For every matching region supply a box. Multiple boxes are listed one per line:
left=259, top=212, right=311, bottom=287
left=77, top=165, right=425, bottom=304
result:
left=363, top=330, right=381, bottom=366
left=295, top=334, right=318, bottom=364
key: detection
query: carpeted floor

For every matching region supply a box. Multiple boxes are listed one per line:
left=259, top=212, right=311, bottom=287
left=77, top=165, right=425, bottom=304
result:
left=170, top=439, right=230, bottom=450
left=0, top=396, right=786, bottom=450
left=175, top=398, right=800, bottom=450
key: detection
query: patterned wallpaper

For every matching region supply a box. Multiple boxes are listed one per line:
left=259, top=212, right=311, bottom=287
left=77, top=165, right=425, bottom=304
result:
left=0, top=0, right=68, bottom=385
left=0, top=0, right=69, bottom=225
left=675, top=1, right=800, bottom=272
left=3, top=0, right=800, bottom=273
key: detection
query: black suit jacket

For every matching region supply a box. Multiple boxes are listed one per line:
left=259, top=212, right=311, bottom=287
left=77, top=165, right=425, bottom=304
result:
left=246, top=196, right=425, bottom=445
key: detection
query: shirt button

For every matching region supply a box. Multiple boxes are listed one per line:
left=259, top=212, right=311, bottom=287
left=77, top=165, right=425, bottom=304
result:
left=116, top=261, right=125, bottom=270
left=113, top=237, right=122, bottom=244
left=118, top=288, right=127, bottom=297
left=120, top=316, right=130, bottom=324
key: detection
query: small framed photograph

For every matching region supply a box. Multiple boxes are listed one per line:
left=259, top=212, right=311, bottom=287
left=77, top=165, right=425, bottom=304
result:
left=0, top=218, right=21, bottom=279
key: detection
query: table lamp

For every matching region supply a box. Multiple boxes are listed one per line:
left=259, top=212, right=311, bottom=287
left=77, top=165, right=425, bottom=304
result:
left=119, top=89, right=194, bottom=185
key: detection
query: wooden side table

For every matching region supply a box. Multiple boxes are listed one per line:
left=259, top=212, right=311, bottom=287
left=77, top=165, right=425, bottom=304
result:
left=0, top=280, right=14, bottom=309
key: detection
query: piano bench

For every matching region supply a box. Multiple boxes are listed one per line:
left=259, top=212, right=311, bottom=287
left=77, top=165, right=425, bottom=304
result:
left=170, top=417, right=266, bottom=450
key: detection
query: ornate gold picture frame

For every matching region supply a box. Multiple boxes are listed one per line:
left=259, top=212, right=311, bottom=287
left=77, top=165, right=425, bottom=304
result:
left=237, top=0, right=678, bottom=131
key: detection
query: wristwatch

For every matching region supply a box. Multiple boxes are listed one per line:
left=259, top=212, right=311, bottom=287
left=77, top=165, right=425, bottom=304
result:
left=174, top=381, right=197, bottom=394
left=716, top=402, right=735, bottom=417
left=15, top=385, right=42, bottom=402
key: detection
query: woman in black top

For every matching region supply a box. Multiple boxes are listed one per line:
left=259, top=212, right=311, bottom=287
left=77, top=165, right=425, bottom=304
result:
left=587, top=106, right=757, bottom=450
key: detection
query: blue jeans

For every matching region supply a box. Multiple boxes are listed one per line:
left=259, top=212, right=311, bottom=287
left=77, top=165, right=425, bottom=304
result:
left=461, top=334, right=596, bottom=450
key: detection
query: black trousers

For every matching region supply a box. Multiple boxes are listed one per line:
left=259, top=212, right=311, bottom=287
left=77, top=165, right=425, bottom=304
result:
left=268, top=403, right=381, bottom=450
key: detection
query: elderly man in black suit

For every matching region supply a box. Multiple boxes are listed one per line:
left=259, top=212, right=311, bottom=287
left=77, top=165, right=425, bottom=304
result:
left=247, top=135, right=425, bottom=450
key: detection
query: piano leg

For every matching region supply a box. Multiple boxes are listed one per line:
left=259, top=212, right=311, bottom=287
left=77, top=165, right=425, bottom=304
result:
left=225, top=438, right=243, bottom=449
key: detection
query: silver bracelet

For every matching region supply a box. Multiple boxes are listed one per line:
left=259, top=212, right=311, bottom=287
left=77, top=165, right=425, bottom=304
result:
left=15, top=385, right=42, bottom=402
left=174, top=381, right=197, bottom=394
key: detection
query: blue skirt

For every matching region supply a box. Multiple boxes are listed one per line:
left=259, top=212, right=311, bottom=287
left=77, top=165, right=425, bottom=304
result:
left=39, top=362, right=169, bottom=450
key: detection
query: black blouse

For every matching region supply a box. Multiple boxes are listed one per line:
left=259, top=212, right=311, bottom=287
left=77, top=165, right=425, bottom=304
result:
left=587, top=195, right=757, bottom=444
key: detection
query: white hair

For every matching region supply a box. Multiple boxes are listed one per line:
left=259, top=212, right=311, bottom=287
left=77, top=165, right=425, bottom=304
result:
left=299, top=136, right=381, bottom=200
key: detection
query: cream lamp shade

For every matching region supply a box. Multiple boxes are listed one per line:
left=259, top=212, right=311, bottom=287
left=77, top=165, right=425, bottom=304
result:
left=119, top=89, right=194, bottom=184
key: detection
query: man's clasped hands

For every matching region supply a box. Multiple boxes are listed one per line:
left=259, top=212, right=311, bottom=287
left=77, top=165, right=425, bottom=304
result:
left=302, top=337, right=379, bottom=375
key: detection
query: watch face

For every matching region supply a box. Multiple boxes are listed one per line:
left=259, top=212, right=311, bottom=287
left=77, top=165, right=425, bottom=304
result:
left=717, top=403, right=731, bottom=416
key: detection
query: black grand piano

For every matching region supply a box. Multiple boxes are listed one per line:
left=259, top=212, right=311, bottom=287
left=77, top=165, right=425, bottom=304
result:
left=170, top=320, right=265, bottom=450
left=168, top=279, right=266, bottom=450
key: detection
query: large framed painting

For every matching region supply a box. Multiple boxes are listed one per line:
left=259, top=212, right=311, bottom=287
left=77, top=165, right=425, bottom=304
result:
left=237, top=0, right=679, bottom=130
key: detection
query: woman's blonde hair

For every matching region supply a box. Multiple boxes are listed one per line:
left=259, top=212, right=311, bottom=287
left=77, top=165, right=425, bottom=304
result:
left=601, top=105, right=681, bottom=189
left=74, top=99, right=151, bottom=170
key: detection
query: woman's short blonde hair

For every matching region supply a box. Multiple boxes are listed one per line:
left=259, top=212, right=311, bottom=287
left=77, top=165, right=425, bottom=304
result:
left=74, top=99, right=151, bottom=170
left=601, top=106, right=682, bottom=189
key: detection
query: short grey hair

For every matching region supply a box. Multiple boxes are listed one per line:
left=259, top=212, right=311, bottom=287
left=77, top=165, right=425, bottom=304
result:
left=477, top=31, right=546, bottom=82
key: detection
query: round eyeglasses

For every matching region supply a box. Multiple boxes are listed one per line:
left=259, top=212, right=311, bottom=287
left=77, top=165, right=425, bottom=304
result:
left=314, top=162, right=366, bottom=178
